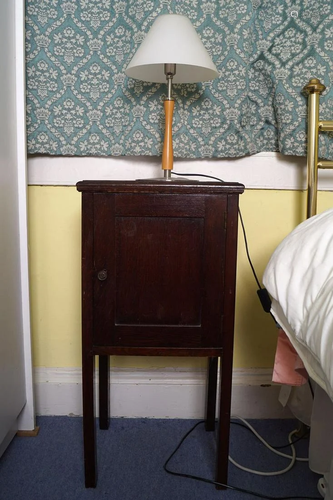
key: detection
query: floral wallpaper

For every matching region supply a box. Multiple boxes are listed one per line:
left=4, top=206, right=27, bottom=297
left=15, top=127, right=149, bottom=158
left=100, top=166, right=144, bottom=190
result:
left=26, top=0, right=333, bottom=158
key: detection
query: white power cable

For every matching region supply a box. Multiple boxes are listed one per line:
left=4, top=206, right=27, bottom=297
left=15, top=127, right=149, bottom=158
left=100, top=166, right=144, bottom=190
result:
left=229, top=416, right=309, bottom=476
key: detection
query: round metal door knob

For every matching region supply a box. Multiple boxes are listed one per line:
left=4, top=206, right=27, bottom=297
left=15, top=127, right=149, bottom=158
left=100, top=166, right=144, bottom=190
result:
left=97, top=269, right=108, bottom=281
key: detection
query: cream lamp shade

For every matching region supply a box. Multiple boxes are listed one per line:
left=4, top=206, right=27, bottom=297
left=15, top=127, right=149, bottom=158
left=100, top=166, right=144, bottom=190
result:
left=125, top=14, right=218, bottom=84
left=125, top=14, right=218, bottom=179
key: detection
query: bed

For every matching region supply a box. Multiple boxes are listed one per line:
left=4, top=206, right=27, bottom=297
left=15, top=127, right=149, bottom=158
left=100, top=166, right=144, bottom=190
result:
left=262, top=78, right=333, bottom=499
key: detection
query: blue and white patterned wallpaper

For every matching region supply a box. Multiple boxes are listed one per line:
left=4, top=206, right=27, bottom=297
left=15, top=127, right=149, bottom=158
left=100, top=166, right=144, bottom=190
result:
left=26, top=0, right=333, bottom=158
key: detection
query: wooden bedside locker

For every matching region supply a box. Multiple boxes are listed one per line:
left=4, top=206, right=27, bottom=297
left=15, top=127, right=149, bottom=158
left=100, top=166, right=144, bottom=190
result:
left=76, top=179, right=244, bottom=488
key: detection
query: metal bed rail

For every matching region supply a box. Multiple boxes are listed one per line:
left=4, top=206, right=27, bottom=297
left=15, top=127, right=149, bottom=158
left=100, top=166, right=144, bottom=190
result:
left=303, top=78, right=333, bottom=218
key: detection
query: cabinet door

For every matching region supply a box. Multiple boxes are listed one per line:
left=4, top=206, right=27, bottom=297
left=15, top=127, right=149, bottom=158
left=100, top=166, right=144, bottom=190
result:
left=92, top=192, right=227, bottom=349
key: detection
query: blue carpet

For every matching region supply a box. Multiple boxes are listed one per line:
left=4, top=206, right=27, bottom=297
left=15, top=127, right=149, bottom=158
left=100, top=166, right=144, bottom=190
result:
left=0, top=417, right=321, bottom=500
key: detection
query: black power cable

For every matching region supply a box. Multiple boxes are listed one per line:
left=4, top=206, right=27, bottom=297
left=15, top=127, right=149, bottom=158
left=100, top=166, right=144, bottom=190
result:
left=172, top=171, right=273, bottom=315
left=163, top=420, right=321, bottom=500
left=231, top=420, right=309, bottom=450
left=169, top=172, right=318, bottom=498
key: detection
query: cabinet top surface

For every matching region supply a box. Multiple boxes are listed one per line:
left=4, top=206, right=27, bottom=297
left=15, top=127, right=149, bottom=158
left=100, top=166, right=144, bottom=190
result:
left=76, top=179, right=245, bottom=195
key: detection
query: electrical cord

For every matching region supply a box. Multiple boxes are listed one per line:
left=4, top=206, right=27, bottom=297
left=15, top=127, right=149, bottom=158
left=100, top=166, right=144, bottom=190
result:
left=228, top=429, right=295, bottom=476
left=308, top=378, right=315, bottom=398
left=231, top=420, right=309, bottom=450
left=163, top=419, right=321, bottom=500
left=171, top=171, right=261, bottom=283
left=168, top=171, right=318, bottom=496
left=172, top=171, right=315, bottom=408
left=230, top=416, right=308, bottom=477
left=172, top=171, right=274, bottom=316
left=232, top=416, right=309, bottom=459
left=238, top=207, right=262, bottom=289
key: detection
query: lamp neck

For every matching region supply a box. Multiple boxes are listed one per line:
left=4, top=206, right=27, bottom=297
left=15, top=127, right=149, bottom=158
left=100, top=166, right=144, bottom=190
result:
left=163, top=169, right=172, bottom=180
left=164, top=63, right=176, bottom=100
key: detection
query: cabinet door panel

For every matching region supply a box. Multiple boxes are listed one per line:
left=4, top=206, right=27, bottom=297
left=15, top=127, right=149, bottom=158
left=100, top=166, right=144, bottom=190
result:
left=115, top=216, right=204, bottom=326
left=93, top=192, right=227, bottom=348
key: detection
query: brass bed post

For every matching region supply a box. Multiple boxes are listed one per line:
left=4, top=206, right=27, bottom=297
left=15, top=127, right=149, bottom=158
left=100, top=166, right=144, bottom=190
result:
left=303, top=78, right=333, bottom=218
left=303, top=78, right=325, bottom=218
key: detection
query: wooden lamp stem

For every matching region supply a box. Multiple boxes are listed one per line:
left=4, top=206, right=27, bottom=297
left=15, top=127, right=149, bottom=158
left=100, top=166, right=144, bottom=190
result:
left=162, top=99, right=174, bottom=173
left=162, top=64, right=176, bottom=179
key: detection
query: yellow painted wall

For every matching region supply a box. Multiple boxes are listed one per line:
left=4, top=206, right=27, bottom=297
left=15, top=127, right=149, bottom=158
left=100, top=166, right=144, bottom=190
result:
left=27, top=186, right=333, bottom=369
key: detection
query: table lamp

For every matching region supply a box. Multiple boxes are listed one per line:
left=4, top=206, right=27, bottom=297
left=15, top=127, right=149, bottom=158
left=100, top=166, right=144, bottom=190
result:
left=125, top=14, right=218, bottom=180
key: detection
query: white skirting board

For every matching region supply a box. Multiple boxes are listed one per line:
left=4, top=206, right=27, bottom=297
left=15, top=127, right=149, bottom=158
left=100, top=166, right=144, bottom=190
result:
left=34, top=367, right=291, bottom=419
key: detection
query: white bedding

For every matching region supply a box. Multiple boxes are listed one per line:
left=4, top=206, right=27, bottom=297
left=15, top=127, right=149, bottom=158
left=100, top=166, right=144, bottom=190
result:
left=263, top=208, right=333, bottom=402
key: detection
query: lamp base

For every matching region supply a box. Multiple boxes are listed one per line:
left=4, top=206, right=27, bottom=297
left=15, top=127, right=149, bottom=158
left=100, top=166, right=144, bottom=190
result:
left=136, top=176, right=198, bottom=183
left=136, top=170, right=198, bottom=183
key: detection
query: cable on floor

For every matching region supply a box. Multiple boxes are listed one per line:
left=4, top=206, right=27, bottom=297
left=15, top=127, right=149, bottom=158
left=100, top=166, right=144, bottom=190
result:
left=163, top=419, right=321, bottom=500
left=169, top=172, right=318, bottom=497
left=231, top=420, right=309, bottom=450
left=230, top=416, right=308, bottom=477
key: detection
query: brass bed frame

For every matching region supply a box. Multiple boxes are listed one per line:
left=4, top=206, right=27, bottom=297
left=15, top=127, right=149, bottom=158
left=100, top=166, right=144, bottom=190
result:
left=303, top=78, right=333, bottom=217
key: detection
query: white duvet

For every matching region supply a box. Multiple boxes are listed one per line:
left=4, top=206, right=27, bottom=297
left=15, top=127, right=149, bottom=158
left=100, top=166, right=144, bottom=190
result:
left=263, top=208, right=333, bottom=402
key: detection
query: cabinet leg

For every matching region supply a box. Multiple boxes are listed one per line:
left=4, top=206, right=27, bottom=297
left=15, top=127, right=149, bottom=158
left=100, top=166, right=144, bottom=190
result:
left=82, top=353, right=96, bottom=488
left=205, top=357, right=218, bottom=432
left=99, top=355, right=110, bottom=430
left=215, top=354, right=232, bottom=490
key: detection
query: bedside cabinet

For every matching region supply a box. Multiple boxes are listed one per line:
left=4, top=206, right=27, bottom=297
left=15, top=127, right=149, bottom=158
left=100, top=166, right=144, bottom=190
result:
left=76, top=179, right=244, bottom=488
